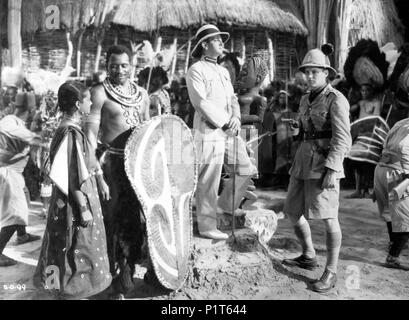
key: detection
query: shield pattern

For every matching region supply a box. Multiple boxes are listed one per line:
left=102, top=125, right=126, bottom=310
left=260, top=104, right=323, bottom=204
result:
left=124, top=115, right=197, bottom=290
left=347, top=115, right=390, bottom=165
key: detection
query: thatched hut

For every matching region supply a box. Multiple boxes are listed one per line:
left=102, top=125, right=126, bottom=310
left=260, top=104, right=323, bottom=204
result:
left=1, top=0, right=116, bottom=80
left=109, top=0, right=308, bottom=81
left=1, top=0, right=308, bottom=84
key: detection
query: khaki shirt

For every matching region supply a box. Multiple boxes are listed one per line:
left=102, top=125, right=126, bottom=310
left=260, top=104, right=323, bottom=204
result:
left=186, top=57, right=240, bottom=138
left=290, top=84, right=351, bottom=179
left=380, top=118, right=409, bottom=174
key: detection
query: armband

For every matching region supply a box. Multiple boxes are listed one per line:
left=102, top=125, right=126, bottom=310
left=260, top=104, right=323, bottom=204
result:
left=84, top=113, right=101, bottom=124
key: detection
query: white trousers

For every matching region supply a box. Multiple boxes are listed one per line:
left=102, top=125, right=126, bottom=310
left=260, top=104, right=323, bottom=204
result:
left=195, top=131, right=257, bottom=233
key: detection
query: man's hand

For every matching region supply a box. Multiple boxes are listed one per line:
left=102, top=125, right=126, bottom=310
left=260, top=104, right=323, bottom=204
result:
left=97, top=176, right=111, bottom=201
left=80, top=210, right=93, bottom=228
left=228, top=116, right=241, bottom=133
left=321, top=168, right=337, bottom=189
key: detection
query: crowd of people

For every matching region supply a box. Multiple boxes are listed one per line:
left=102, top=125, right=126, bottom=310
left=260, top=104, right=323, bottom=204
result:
left=1, top=22, right=409, bottom=300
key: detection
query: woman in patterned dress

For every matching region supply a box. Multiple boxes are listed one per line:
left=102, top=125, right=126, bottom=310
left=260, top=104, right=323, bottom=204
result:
left=34, top=81, right=112, bottom=299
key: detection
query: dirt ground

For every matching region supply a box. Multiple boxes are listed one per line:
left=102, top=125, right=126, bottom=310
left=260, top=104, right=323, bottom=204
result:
left=1, top=188, right=408, bottom=300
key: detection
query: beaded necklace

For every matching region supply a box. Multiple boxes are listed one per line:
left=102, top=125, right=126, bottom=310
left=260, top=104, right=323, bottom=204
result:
left=103, top=78, right=144, bottom=127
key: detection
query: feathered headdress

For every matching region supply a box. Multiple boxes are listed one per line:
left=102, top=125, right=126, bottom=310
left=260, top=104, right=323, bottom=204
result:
left=344, top=39, right=389, bottom=90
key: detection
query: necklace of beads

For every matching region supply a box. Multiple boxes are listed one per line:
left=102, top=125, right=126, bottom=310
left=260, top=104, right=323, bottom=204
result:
left=103, top=78, right=144, bottom=127
left=103, top=78, right=143, bottom=107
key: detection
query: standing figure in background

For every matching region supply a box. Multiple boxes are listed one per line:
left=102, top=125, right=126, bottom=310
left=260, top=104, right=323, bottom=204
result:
left=186, top=24, right=257, bottom=240
left=138, top=66, right=171, bottom=117
left=270, top=90, right=300, bottom=188
left=30, top=91, right=60, bottom=218
left=0, top=86, right=18, bottom=119
left=347, top=84, right=382, bottom=198
left=231, top=56, right=268, bottom=203
left=173, top=84, right=195, bottom=128
left=282, top=45, right=351, bottom=293
left=0, top=92, right=43, bottom=267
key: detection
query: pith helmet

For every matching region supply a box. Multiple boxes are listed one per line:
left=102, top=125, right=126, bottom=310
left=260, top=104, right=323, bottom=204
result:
left=191, top=24, right=230, bottom=58
left=299, top=47, right=337, bottom=77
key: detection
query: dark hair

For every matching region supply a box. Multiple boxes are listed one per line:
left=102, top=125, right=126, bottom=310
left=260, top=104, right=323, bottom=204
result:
left=192, top=44, right=204, bottom=59
left=106, top=45, right=132, bottom=67
left=57, top=81, right=89, bottom=113
left=218, top=52, right=241, bottom=77
left=137, top=66, right=169, bottom=93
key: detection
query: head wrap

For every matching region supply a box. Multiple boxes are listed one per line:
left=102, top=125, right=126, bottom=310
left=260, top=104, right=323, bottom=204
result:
left=236, top=56, right=268, bottom=91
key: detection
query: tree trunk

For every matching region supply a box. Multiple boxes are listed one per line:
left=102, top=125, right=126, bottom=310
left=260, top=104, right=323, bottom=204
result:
left=8, top=0, right=22, bottom=68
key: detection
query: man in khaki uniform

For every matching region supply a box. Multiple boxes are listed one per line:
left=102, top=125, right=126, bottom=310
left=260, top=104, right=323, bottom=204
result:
left=282, top=46, right=351, bottom=293
left=186, top=24, right=257, bottom=240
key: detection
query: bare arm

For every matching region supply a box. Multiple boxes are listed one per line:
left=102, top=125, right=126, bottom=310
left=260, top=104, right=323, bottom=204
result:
left=85, top=85, right=105, bottom=150
left=141, top=89, right=150, bottom=121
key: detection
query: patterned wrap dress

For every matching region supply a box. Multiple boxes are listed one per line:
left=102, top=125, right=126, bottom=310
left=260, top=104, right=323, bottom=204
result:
left=34, top=124, right=111, bottom=299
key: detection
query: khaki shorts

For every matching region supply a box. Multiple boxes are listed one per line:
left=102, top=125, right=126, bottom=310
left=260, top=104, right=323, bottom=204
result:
left=284, top=176, right=340, bottom=220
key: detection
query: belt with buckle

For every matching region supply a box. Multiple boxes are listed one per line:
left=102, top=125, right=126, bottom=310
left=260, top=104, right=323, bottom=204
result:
left=301, top=130, right=332, bottom=141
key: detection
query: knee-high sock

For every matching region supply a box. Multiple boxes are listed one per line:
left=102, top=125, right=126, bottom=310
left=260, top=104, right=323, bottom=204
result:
left=386, top=222, right=395, bottom=243
left=389, top=232, right=409, bottom=258
left=326, top=231, right=342, bottom=273
left=0, top=226, right=18, bottom=254
left=294, top=222, right=315, bottom=258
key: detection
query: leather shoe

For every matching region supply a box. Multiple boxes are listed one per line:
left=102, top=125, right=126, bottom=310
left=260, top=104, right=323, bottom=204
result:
left=0, top=254, right=18, bottom=267
left=200, top=229, right=229, bottom=240
left=16, top=233, right=41, bottom=245
left=383, top=255, right=409, bottom=271
left=311, top=269, right=337, bottom=293
left=282, top=255, right=318, bottom=270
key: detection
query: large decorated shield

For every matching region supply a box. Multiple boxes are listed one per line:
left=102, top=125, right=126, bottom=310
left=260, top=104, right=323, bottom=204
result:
left=124, top=115, right=197, bottom=290
left=347, top=115, right=390, bottom=164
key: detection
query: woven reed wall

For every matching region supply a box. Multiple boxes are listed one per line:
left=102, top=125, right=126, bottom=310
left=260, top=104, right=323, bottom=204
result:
left=20, top=26, right=299, bottom=83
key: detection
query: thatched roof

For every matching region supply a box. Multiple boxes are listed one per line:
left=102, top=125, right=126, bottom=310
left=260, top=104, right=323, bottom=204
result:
left=349, top=0, right=404, bottom=47
left=0, top=0, right=117, bottom=38
left=111, top=0, right=308, bottom=36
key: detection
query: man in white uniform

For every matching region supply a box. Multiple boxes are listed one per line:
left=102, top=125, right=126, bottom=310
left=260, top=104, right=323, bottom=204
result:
left=186, top=24, right=257, bottom=240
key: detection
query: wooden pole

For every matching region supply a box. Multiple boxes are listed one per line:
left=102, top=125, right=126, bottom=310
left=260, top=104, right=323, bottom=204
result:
left=114, top=30, right=118, bottom=45
left=65, top=31, right=73, bottom=69
left=94, top=29, right=105, bottom=73
left=76, top=29, right=85, bottom=78
left=265, top=31, right=274, bottom=82
left=8, top=0, right=22, bottom=68
left=184, top=30, right=191, bottom=74
left=241, top=34, right=246, bottom=61
left=155, top=36, right=162, bottom=53
left=171, top=34, right=178, bottom=79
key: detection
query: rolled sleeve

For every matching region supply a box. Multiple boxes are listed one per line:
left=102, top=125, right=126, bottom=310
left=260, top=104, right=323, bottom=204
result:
left=324, top=95, right=352, bottom=172
left=186, top=66, right=229, bottom=128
